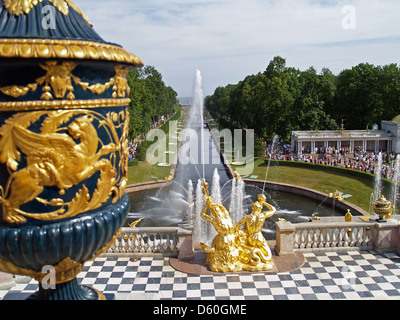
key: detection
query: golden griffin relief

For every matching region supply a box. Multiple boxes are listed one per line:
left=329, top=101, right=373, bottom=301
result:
left=0, top=61, right=132, bottom=101
left=0, top=108, right=129, bottom=224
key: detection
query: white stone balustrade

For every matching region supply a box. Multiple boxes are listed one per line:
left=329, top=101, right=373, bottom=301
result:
left=102, top=219, right=400, bottom=259
left=293, top=222, right=373, bottom=252
left=276, top=218, right=400, bottom=255
left=104, top=227, right=181, bottom=258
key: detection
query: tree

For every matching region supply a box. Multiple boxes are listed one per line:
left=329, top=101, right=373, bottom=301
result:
left=262, top=57, right=294, bottom=140
left=380, top=64, right=400, bottom=121
left=334, top=63, right=384, bottom=129
left=205, top=58, right=400, bottom=144
left=291, top=67, right=338, bottom=131
left=127, top=65, right=178, bottom=140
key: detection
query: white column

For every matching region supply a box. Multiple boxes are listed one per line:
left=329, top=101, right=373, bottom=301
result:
left=311, top=141, right=316, bottom=154
left=349, top=140, right=354, bottom=153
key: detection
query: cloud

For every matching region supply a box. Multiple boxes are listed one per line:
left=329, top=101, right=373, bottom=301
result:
left=77, top=0, right=400, bottom=96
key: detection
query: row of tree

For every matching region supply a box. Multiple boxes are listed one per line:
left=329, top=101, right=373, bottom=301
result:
left=127, top=65, right=179, bottom=140
left=205, top=56, right=400, bottom=142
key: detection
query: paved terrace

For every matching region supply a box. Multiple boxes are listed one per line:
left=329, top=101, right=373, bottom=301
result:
left=1, top=248, right=400, bottom=300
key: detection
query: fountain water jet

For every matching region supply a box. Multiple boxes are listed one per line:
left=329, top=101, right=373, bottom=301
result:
left=127, top=69, right=346, bottom=242
left=374, top=152, right=383, bottom=199
left=211, top=168, right=222, bottom=204
left=263, top=134, right=280, bottom=194
left=229, top=176, right=245, bottom=224
left=392, top=154, right=400, bottom=214
left=186, top=180, right=194, bottom=223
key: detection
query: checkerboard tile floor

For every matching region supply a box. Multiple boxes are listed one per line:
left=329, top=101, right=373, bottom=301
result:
left=2, top=250, right=400, bottom=300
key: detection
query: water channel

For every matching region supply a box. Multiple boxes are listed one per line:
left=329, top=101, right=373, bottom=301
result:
left=127, top=70, right=345, bottom=241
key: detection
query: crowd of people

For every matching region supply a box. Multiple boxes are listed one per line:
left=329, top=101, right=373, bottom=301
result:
left=128, top=141, right=140, bottom=162
left=265, top=143, right=399, bottom=181
left=127, top=115, right=173, bottom=162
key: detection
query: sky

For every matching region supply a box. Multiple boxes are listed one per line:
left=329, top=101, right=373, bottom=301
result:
left=77, top=0, right=400, bottom=97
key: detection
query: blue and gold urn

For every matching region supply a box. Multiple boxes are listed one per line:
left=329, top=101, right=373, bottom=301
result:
left=0, top=0, right=143, bottom=299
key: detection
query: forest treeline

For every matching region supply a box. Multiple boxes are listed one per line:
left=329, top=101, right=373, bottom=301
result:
left=205, top=56, right=400, bottom=142
left=127, top=65, right=179, bottom=140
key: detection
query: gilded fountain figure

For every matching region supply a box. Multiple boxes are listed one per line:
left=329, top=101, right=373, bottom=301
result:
left=199, top=180, right=275, bottom=272
left=235, top=194, right=276, bottom=271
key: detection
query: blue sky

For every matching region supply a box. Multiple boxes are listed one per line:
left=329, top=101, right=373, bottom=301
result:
left=78, top=0, right=400, bottom=97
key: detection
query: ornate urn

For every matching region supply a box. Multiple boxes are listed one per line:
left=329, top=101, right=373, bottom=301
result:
left=0, top=0, right=142, bottom=299
left=373, top=196, right=393, bottom=223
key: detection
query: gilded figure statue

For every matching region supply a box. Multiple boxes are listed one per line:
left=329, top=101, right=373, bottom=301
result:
left=235, top=194, right=276, bottom=271
left=200, top=180, right=275, bottom=272
left=200, top=192, right=241, bottom=272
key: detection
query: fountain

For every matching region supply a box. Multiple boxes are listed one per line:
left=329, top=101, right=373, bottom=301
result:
left=368, top=151, right=398, bottom=221
left=127, top=69, right=346, bottom=246
left=229, top=175, right=245, bottom=224
left=263, top=134, right=280, bottom=193
left=186, top=180, right=194, bottom=223
left=211, top=168, right=222, bottom=204
left=392, top=154, right=400, bottom=214
left=200, top=180, right=275, bottom=272
left=374, top=152, right=383, bottom=199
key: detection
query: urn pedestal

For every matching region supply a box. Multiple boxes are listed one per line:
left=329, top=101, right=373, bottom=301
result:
left=0, top=0, right=142, bottom=300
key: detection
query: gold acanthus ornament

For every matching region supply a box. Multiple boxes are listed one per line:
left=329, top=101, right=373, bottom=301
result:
left=0, top=39, right=143, bottom=65
left=3, top=0, right=92, bottom=25
left=0, top=61, right=132, bottom=101
left=0, top=109, right=129, bottom=224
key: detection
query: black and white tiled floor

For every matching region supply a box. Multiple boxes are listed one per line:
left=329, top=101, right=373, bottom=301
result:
left=2, top=250, right=400, bottom=300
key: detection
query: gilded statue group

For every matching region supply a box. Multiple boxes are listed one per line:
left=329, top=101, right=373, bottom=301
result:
left=200, top=180, right=276, bottom=273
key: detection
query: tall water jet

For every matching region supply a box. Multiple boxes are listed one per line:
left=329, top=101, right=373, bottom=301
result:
left=374, top=152, right=383, bottom=199
left=229, top=176, right=245, bottom=224
left=211, top=168, right=222, bottom=204
left=193, top=69, right=206, bottom=178
left=392, top=154, right=400, bottom=214
left=193, top=179, right=204, bottom=244
left=186, top=180, right=194, bottom=223
left=263, top=134, right=280, bottom=193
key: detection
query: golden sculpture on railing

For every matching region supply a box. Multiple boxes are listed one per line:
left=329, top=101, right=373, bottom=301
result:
left=200, top=180, right=276, bottom=272
left=373, top=195, right=394, bottom=222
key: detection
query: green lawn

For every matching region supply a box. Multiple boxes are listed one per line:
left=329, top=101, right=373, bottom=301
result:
left=128, top=156, right=387, bottom=211
left=127, top=161, right=172, bottom=184
left=232, top=158, right=393, bottom=212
